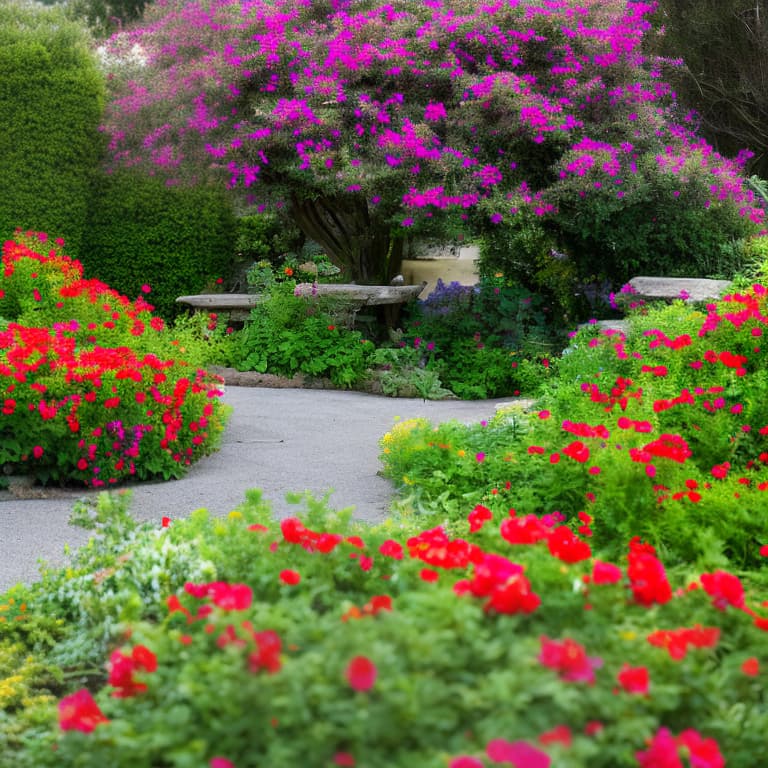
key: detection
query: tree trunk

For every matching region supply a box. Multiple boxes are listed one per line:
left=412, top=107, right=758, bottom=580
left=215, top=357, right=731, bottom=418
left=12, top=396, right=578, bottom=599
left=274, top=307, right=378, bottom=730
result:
left=289, top=195, right=396, bottom=283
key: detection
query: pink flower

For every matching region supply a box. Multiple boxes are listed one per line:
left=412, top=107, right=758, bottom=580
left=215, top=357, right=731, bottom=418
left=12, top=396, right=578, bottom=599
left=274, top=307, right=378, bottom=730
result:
left=486, top=739, right=551, bottom=768
left=538, top=636, right=602, bottom=684
left=346, top=656, right=377, bottom=692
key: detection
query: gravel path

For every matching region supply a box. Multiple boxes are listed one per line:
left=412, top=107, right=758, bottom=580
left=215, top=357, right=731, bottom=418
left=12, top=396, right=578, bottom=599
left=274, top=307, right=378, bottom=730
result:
left=0, top=386, right=516, bottom=592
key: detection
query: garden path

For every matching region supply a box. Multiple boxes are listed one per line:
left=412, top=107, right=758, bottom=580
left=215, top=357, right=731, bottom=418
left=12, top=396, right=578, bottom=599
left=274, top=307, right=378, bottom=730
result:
left=0, top=386, right=515, bottom=592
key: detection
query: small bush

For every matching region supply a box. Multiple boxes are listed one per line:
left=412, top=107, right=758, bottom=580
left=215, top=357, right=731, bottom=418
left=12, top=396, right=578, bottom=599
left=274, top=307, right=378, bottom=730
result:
left=234, top=284, right=375, bottom=388
left=398, top=277, right=559, bottom=399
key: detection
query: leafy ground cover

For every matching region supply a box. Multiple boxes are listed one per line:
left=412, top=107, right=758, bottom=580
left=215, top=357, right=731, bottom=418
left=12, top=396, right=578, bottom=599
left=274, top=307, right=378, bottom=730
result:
left=1, top=274, right=767, bottom=767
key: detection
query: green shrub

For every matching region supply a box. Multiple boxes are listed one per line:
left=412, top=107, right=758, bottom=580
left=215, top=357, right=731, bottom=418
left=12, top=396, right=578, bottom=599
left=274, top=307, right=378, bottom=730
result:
left=0, top=1, right=105, bottom=255
left=234, top=284, right=375, bottom=388
left=80, top=171, right=237, bottom=319
left=398, top=277, right=559, bottom=399
left=3, top=489, right=768, bottom=767
left=551, top=155, right=757, bottom=285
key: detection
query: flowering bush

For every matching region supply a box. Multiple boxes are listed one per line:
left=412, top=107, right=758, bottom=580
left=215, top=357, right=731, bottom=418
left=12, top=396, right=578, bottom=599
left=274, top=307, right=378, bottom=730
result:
left=381, top=284, right=768, bottom=570
left=101, top=0, right=765, bottom=283
left=0, top=230, right=229, bottom=486
left=2, top=489, right=767, bottom=767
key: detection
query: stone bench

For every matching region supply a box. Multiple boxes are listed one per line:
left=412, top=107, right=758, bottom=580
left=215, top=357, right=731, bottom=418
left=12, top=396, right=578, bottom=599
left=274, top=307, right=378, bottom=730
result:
left=176, top=282, right=428, bottom=323
left=625, top=276, right=732, bottom=304
left=579, top=276, right=733, bottom=337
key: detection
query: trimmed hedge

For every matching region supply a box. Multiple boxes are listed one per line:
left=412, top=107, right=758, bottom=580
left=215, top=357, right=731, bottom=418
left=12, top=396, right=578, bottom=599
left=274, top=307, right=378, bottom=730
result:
left=80, top=171, right=237, bottom=318
left=0, top=1, right=104, bottom=255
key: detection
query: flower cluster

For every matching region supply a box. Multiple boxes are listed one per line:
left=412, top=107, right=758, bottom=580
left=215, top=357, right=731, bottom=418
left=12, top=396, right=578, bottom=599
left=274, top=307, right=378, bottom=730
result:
left=0, top=231, right=228, bottom=485
left=102, top=0, right=764, bottom=251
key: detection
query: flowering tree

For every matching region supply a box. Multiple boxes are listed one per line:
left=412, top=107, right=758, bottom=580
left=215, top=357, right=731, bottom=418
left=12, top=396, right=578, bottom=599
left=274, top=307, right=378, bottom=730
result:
left=103, top=0, right=765, bottom=284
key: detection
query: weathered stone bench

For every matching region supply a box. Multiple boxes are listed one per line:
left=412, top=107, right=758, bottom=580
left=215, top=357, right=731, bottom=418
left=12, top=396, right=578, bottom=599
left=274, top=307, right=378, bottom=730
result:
left=580, top=276, right=733, bottom=337
left=626, top=276, right=732, bottom=303
left=176, top=282, right=428, bottom=323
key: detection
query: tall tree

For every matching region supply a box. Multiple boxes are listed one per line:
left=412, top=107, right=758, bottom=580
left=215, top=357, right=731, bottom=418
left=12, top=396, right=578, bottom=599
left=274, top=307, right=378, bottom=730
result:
left=101, top=0, right=764, bottom=283
left=652, top=0, right=768, bottom=177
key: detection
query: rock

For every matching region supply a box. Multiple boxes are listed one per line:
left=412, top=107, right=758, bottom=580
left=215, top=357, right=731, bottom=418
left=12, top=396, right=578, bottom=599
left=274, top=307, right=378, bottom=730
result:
left=626, top=276, right=732, bottom=303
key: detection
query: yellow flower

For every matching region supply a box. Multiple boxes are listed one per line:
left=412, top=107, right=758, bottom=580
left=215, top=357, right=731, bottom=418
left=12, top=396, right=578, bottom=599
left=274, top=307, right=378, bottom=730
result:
left=457, top=449, right=466, bottom=457
left=620, top=630, right=637, bottom=641
left=228, top=510, right=243, bottom=520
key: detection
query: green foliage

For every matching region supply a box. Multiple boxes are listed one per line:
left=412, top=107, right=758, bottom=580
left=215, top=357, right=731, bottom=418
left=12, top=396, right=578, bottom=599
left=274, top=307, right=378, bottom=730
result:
left=80, top=171, right=237, bottom=319
left=234, top=285, right=375, bottom=388
left=233, top=213, right=303, bottom=276
left=399, top=277, right=559, bottom=399
left=0, top=0, right=104, bottom=255
left=551, top=156, right=757, bottom=286
left=64, top=0, right=149, bottom=36
left=3, top=489, right=768, bottom=766
left=368, top=343, right=454, bottom=400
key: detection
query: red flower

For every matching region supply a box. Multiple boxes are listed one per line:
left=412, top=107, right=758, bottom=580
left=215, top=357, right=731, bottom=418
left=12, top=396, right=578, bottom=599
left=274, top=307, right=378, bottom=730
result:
left=420, top=568, right=439, bottom=582
left=58, top=689, right=109, bottom=733
left=486, top=739, right=551, bottom=768
left=248, top=630, right=282, bottom=674
left=467, top=503, right=492, bottom=532
left=635, top=727, right=683, bottom=768
left=562, top=439, right=590, bottom=463
left=184, top=581, right=253, bottom=611
left=500, top=513, right=551, bottom=545
left=449, top=758, right=484, bottom=768
left=699, top=570, right=745, bottom=611
left=346, top=656, right=377, bottom=692
left=617, top=663, right=650, bottom=695
left=592, top=560, right=622, bottom=584
left=333, top=753, right=355, bottom=766
left=627, top=538, right=672, bottom=606
left=379, top=539, right=404, bottom=559
left=647, top=625, right=720, bottom=660
left=538, top=636, right=602, bottom=684
left=407, top=526, right=483, bottom=569
left=538, top=724, right=572, bottom=747
left=641, top=434, right=692, bottom=464
left=108, top=645, right=157, bottom=698
left=741, top=657, right=760, bottom=676
left=280, top=569, right=301, bottom=585
left=638, top=728, right=725, bottom=768
left=547, top=525, right=591, bottom=563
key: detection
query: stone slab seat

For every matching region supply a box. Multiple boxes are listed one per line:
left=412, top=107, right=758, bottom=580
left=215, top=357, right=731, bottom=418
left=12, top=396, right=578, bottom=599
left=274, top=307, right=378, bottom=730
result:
left=176, top=282, right=428, bottom=322
left=627, top=276, right=732, bottom=303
